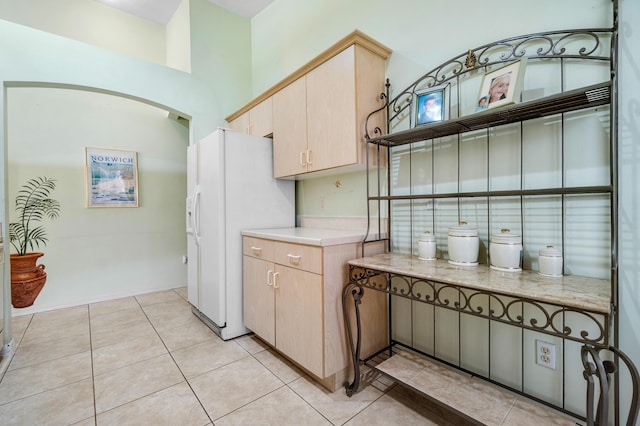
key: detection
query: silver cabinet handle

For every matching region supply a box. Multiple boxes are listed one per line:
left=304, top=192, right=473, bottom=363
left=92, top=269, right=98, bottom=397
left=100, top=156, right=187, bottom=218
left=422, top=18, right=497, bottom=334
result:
left=267, top=269, right=273, bottom=286
left=273, top=272, right=280, bottom=289
left=287, top=254, right=302, bottom=264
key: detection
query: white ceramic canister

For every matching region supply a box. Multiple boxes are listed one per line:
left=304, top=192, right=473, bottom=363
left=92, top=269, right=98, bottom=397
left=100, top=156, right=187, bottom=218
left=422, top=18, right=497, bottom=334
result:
left=418, top=231, right=437, bottom=260
left=448, top=222, right=479, bottom=266
left=489, top=228, right=523, bottom=272
left=538, top=245, right=563, bottom=277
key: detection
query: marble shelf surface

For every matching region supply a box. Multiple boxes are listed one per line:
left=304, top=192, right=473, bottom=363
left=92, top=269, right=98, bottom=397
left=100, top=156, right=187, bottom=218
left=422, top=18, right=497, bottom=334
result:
left=348, top=253, right=611, bottom=314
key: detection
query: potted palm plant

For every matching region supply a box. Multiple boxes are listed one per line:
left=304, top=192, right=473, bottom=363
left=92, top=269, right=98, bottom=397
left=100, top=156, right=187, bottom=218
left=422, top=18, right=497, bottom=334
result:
left=9, top=176, right=61, bottom=308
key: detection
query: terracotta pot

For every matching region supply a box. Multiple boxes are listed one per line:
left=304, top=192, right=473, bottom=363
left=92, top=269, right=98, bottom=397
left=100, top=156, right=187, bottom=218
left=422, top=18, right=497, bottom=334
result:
left=10, top=252, right=47, bottom=308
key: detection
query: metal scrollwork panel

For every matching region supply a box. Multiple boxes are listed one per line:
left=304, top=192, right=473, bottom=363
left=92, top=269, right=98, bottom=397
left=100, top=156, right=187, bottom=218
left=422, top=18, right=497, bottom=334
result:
left=350, top=266, right=608, bottom=346
left=365, top=29, right=612, bottom=140
left=389, top=274, right=412, bottom=297
left=562, top=309, right=608, bottom=346
left=350, top=266, right=387, bottom=291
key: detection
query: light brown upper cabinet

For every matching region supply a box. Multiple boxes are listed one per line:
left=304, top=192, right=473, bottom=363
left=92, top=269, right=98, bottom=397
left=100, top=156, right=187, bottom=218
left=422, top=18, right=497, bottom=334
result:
left=272, top=77, right=308, bottom=176
left=305, top=46, right=360, bottom=174
left=228, top=111, right=250, bottom=134
left=273, top=44, right=387, bottom=178
left=228, top=97, right=273, bottom=137
left=226, top=31, right=391, bottom=178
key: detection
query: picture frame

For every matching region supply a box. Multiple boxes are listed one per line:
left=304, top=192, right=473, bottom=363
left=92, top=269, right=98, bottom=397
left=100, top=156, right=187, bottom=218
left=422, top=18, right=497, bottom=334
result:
left=477, top=58, right=527, bottom=110
left=412, top=84, right=448, bottom=127
left=86, top=147, right=139, bottom=208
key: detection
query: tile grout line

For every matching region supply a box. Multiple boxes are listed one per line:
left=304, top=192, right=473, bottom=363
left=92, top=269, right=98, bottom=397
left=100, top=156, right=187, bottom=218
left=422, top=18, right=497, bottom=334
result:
left=89, top=294, right=175, bottom=421
left=151, top=292, right=322, bottom=424
left=0, top=309, right=94, bottom=421
left=176, top=317, right=287, bottom=423
left=247, top=348, right=330, bottom=424
left=87, top=291, right=202, bottom=421
left=211, top=381, right=289, bottom=423
left=4, top=288, right=442, bottom=425
left=1, top=313, right=34, bottom=375
left=0, top=314, right=30, bottom=394
left=284, top=378, right=342, bottom=425
left=87, top=303, right=98, bottom=426
left=335, top=371, right=402, bottom=426
left=135, top=289, right=216, bottom=425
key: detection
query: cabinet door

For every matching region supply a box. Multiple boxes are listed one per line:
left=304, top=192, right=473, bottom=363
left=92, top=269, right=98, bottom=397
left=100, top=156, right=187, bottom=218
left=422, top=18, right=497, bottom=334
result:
left=229, top=111, right=250, bottom=134
left=243, top=255, right=275, bottom=346
left=275, top=265, right=323, bottom=377
left=306, top=46, right=358, bottom=172
left=249, top=97, right=273, bottom=137
left=272, top=76, right=308, bottom=178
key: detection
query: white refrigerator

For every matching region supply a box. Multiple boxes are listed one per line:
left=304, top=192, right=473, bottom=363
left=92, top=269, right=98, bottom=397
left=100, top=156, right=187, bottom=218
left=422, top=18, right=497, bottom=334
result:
left=186, top=128, right=295, bottom=340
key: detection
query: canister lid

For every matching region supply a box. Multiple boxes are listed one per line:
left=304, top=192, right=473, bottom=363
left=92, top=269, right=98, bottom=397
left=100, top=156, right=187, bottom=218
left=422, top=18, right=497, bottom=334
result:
left=448, top=222, right=478, bottom=237
left=539, top=245, right=562, bottom=257
left=418, top=231, right=436, bottom=242
left=490, top=228, right=521, bottom=244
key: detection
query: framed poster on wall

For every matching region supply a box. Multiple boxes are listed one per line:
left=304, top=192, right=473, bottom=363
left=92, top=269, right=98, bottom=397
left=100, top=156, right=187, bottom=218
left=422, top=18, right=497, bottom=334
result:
left=86, top=147, right=138, bottom=208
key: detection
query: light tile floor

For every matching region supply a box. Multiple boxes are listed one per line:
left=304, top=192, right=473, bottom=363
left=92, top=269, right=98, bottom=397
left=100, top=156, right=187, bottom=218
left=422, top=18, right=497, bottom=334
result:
left=0, top=287, right=467, bottom=425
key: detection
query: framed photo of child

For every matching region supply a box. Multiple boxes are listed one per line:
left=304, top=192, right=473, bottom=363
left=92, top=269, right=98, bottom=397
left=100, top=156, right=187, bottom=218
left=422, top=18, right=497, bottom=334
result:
left=412, top=84, right=448, bottom=127
left=478, top=58, right=527, bottom=110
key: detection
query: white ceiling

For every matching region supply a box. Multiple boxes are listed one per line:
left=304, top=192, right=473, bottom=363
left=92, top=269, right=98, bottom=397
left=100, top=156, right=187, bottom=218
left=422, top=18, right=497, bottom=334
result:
left=94, top=0, right=274, bottom=24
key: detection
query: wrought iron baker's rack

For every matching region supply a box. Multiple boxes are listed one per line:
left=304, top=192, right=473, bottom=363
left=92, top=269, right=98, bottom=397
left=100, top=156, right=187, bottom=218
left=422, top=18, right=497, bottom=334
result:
left=347, top=6, right=639, bottom=424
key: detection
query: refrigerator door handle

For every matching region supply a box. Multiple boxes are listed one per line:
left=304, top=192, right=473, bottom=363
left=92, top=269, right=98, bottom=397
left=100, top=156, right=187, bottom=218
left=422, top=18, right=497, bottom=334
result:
left=193, top=186, right=201, bottom=246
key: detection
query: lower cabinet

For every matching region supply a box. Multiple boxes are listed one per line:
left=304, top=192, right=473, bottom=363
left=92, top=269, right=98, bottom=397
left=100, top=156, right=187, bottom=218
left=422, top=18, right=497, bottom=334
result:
left=242, top=235, right=386, bottom=389
left=273, top=265, right=323, bottom=377
left=242, top=253, right=276, bottom=345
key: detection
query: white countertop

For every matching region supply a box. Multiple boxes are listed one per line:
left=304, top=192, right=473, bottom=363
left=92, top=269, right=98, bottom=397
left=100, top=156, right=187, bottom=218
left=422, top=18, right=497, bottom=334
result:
left=242, top=227, right=378, bottom=247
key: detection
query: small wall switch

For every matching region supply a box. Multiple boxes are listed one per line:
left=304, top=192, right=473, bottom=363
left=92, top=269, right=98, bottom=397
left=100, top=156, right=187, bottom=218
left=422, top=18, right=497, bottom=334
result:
left=536, top=339, right=556, bottom=370
left=182, top=255, right=188, bottom=264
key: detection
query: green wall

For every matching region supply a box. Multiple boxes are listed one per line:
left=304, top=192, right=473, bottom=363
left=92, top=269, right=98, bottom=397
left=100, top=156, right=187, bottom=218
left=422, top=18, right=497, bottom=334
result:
left=189, top=0, right=252, bottom=123
left=252, top=0, right=612, bottom=220
left=251, top=0, right=610, bottom=96
left=0, top=0, right=166, bottom=65
left=0, top=2, right=253, bottom=334
left=6, top=87, right=188, bottom=312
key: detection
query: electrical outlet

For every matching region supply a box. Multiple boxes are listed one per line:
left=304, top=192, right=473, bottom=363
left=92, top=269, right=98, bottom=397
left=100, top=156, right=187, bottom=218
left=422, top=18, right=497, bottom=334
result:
left=536, top=339, right=556, bottom=369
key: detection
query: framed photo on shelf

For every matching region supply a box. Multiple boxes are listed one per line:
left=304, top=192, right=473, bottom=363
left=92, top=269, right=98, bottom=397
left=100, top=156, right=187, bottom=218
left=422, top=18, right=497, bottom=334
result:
left=86, top=147, right=139, bottom=208
left=477, top=58, right=527, bottom=110
left=412, top=84, right=448, bottom=127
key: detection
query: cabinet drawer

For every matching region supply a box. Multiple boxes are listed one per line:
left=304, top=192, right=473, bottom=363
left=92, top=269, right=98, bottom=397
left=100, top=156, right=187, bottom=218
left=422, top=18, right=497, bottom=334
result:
left=243, top=236, right=275, bottom=262
left=275, top=242, right=323, bottom=274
